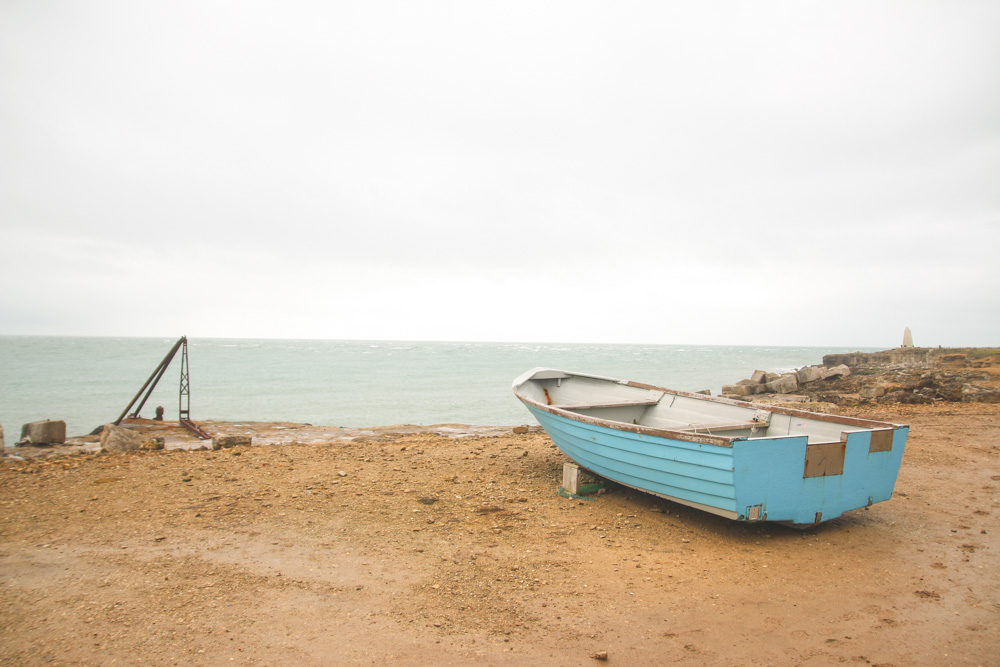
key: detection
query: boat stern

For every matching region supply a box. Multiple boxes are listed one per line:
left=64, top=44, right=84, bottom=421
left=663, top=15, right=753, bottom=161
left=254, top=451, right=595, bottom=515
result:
left=731, top=426, right=909, bottom=525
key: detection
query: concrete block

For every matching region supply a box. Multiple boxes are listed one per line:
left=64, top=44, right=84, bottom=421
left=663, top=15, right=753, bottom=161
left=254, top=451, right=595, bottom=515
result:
left=764, top=374, right=799, bottom=394
left=721, top=384, right=758, bottom=396
left=19, top=420, right=66, bottom=445
left=822, top=364, right=852, bottom=379
left=796, top=366, right=825, bottom=384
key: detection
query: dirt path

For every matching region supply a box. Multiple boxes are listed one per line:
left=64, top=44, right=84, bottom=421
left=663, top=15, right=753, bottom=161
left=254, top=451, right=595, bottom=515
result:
left=2, top=404, right=998, bottom=665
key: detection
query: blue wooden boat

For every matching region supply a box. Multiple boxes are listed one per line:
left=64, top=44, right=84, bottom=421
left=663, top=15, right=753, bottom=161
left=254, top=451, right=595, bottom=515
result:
left=513, top=368, right=908, bottom=526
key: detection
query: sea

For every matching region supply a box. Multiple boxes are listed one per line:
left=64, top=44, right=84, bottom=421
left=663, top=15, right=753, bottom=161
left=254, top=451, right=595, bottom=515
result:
left=0, top=337, right=878, bottom=439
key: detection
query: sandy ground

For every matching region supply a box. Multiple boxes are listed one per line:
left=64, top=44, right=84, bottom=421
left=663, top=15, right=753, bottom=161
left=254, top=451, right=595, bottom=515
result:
left=1, top=404, right=998, bottom=666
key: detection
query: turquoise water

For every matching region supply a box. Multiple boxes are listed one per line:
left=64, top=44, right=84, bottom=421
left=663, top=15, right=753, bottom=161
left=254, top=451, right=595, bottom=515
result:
left=0, top=337, right=877, bottom=438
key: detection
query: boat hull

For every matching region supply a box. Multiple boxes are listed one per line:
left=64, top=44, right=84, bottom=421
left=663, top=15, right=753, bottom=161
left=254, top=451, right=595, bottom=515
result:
left=514, top=369, right=908, bottom=526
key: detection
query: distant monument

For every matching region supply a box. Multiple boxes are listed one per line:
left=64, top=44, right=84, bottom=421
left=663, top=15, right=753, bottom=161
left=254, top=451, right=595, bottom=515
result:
left=902, top=327, right=914, bottom=348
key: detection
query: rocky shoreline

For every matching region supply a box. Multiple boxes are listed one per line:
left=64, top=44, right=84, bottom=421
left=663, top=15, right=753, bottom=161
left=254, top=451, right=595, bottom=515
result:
left=4, top=346, right=998, bottom=461
left=721, top=346, right=1000, bottom=406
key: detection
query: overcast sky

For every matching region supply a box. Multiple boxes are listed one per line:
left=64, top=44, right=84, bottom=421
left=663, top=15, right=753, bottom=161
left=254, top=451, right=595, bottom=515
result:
left=1, top=1, right=997, bottom=347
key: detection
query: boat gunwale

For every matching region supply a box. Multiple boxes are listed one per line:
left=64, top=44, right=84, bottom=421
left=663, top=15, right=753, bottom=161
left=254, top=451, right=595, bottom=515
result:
left=622, top=379, right=908, bottom=429
left=512, top=368, right=908, bottom=449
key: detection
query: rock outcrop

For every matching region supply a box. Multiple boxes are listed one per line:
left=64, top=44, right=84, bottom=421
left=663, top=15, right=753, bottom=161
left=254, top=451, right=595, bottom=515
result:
left=212, top=435, right=252, bottom=450
left=723, top=364, right=845, bottom=398
left=722, top=347, right=1000, bottom=406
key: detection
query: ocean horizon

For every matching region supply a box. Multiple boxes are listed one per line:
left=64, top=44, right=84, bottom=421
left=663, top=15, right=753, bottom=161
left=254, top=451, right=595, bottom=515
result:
left=0, top=336, right=880, bottom=439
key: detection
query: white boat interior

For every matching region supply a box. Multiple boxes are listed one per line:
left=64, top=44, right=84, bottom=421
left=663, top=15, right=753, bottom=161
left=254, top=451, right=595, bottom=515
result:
left=514, top=368, right=883, bottom=445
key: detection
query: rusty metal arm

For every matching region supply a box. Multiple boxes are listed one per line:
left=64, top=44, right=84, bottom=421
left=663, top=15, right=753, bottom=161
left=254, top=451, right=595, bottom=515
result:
left=113, top=336, right=186, bottom=425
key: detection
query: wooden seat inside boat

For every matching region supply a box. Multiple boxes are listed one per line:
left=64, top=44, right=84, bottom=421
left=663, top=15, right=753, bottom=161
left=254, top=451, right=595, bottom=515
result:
left=666, top=420, right=767, bottom=434
left=551, top=398, right=662, bottom=411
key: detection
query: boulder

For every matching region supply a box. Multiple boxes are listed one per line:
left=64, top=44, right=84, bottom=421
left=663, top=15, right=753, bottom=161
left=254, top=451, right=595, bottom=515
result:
left=18, top=420, right=66, bottom=446
left=764, top=374, right=799, bottom=394
left=961, top=384, right=1000, bottom=404
left=860, top=386, right=886, bottom=399
left=100, top=423, right=145, bottom=453
left=750, top=370, right=768, bottom=384
left=212, top=435, right=252, bottom=450
left=822, top=364, right=851, bottom=379
left=796, top=366, right=824, bottom=384
left=721, top=384, right=758, bottom=397
left=141, top=437, right=165, bottom=451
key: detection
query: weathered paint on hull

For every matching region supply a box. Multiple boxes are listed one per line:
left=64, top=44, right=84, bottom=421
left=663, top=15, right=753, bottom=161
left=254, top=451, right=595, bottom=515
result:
left=527, top=405, right=908, bottom=525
